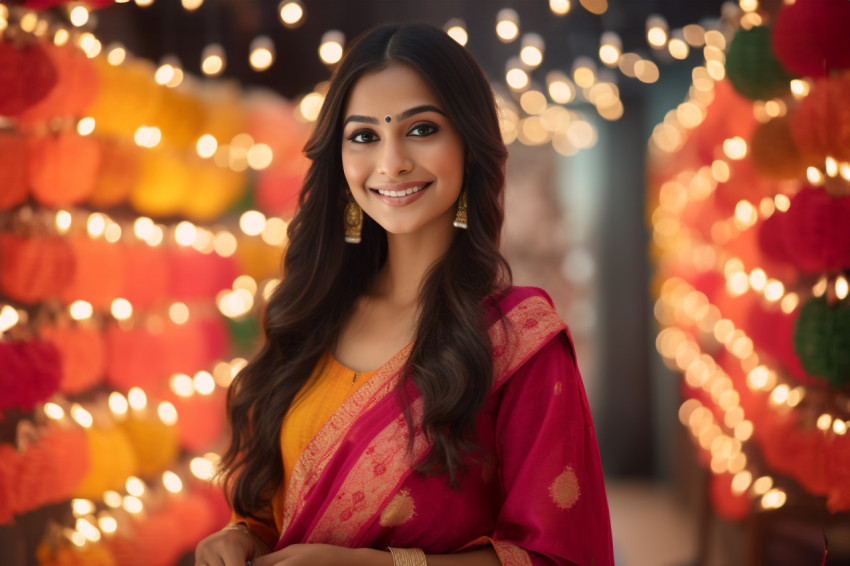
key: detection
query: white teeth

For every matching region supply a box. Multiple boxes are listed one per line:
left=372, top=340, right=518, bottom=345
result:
left=376, top=184, right=426, bottom=197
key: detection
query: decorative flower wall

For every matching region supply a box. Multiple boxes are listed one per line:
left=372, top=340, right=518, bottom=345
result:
left=649, top=0, right=850, bottom=522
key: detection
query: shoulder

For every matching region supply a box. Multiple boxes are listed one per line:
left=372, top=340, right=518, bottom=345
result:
left=485, top=286, right=557, bottom=325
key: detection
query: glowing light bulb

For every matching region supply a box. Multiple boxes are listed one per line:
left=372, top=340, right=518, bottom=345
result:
left=550, top=0, right=570, bottom=15
left=163, top=471, right=183, bottom=493
left=240, top=210, right=267, bottom=236
left=278, top=0, right=304, bottom=27
left=128, top=387, right=147, bottom=410
left=69, top=5, right=89, bottom=27
left=299, top=92, right=324, bottom=122
left=158, top=401, right=178, bottom=425
left=444, top=18, right=467, bottom=46
left=496, top=9, right=519, bottom=43
left=108, top=392, right=129, bottom=416
left=646, top=15, right=668, bottom=48
left=520, top=33, right=544, bottom=68
left=69, top=301, right=93, bottom=321
left=319, top=30, right=344, bottom=65
left=547, top=71, right=575, bottom=104
left=598, top=31, right=621, bottom=67
left=249, top=35, right=275, bottom=71
left=201, top=44, right=226, bottom=76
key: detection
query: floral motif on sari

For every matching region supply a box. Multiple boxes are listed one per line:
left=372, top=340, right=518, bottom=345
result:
left=549, top=465, right=581, bottom=510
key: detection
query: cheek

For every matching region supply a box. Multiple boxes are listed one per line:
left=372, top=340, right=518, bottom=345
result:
left=341, top=152, right=371, bottom=188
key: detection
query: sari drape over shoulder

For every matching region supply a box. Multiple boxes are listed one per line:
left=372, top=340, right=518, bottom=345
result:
left=242, top=286, right=614, bottom=566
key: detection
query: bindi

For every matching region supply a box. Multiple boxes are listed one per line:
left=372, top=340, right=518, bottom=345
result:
left=384, top=115, right=391, bottom=123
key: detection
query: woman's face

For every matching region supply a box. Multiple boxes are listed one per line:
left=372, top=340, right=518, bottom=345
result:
left=341, top=64, right=465, bottom=239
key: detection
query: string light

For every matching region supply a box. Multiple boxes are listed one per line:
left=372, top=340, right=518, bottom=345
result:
left=182, top=0, right=203, bottom=10
left=249, top=36, right=275, bottom=71
left=598, top=31, right=621, bottom=67
left=318, top=30, right=344, bottom=65
left=668, top=30, right=690, bottom=59
left=444, top=18, right=467, bottom=46
left=495, top=9, right=520, bottom=42
left=278, top=0, right=304, bottom=27
left=547, top=71, right=576, bottom=104
left=519, top=33, right=544, bottom=68
left=550, top=0, right=571, bottom=15
left=201, top=44, right=226, bottom=76
left=505, top=57, right=529, bottom=91
left=646, top=15, right=668, bottom=48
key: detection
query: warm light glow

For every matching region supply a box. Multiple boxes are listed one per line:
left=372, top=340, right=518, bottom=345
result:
left=550, top=0, right=571, bottom=15
left=163, top=471, right=183, bottom=493
left=774, top=194, right=791, bottom=212
left=0, top=305, right=20, bottom=333
left=444, top=18, right=468, bottom=46
left=169, top=302, right=190, bottom=325
left=806, top=166, right=824, bottom=185
left=76, top=517, right=101, bottom=542
left=634, top=59, right=659, bottom=83
left=520, top=90, right=547, bottom=115
left=125, top=476, right=145, bottom=497
left=731, top=471, right=752, bottom=494
left=122, top=496, right=143, bottom=514
left=173, top=221, right=197, bottom=247
left=77, top=117, right=95, bottom=136
left=826, top=156, right=840, bottom=177
left=190, top=457, right=216, bottom=480
left=128, top=387, right=147, bottom=410
left=813, top=276, right=829, bottom=298
left=240, top=210, right=267, bottom=236
left=213, top=231, right=238, bottom=257
left=71, top=404, right=93, bottom=428
left=79, top=33, right=102, bottom=58
left=752, top=476, right=773, bottom=496
left=506, top=66, right=529, bottom=91
left=106, top=43, right=126, bottom=65
left=547, top=71, right=575, bottom=104
left=247, top=143, right=274, bottom=170
left=520, top=33, right=544, bottom=68
left=319, top=30, right=344, bottom=65
left=218, top=289, right=255, bottom=318
left=734, top=200, right=757, bottom=229
left=111, top=298, right=133, bottom=320
left=760, top=488, right=787, bottom=510
left=790, top=79, right=810, bottom=99
left=103, top=491, right=122, bottom=509
left=249, top=36, right=275, bottom=71
left=44, top=402, right=65, bottom=420
left=837, top=276, right=849, bottom=300
left=764, top=280, right=785, bottom=302
left=69, top=301, right=93, bottom=321
left=201, top=44, right=226, bottom=76
left=726, top=272, right=749, bottom=296
left=182, top=0, right=204, bottom=9
left=194, top=371, right=216, bottom=395
left=668, top=36, right=689, bottom=59
left=85, top=212, right=105, bottom=237
left=158, top=401, right=178, bottom=425
left=134, top=126, right=162, bottom=148
left=496, top=9, right=520, bottom=42
left=197, top=134, right=218, bottom=158
left=278, top=0, right=303, bottom=26
left=72, top=498, right=94, bottom=516
left=171, top=373, right=194, bottom=397
left=299, top=92, right=324, bottom=122
left=646, top=15, right=668, bottom=47
left=98, top=515, right=118, bottom=534
left=723, top=137, right=747, bottom=160
left=839, top=162, right=850, bottom=181
left=572, top=57, right=596, bottom=87
left=817, top=413, right=833, bottom=431
left=833, top=419, right=847, bottom=435
left=598, top=31, right=621, bottom=66
left=108, top=392, right=129, bottom=416
left=740, top=0, right=759, bottom=11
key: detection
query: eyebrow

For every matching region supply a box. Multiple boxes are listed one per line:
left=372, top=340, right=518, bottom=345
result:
left=342, top=104, right=447, bottom=127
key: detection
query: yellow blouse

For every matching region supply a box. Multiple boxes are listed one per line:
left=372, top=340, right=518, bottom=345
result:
left=238, top=353, right=378, bottom=549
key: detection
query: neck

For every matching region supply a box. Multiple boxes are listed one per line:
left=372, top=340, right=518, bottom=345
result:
left=373, top=212, right=456, bottom=306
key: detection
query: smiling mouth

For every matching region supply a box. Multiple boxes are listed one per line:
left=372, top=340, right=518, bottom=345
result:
left=373, top=183, right=431, bottom=197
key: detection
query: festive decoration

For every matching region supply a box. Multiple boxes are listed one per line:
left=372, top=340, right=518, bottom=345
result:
left=749, top=116, right=811, bottom=180
left=0, top=132, right=28, bottom=210
left=771, top=0, right=850, bottom=78
left=27, top=132, right=102, bottom=207
left=0, top=341, right=61, bottom=411
left=794, top=296, right=850, bottom=387
left=789, top=72, right=850, bottom=162
left=0, top=233, right=75, bottom=304
left=725, top=26, right=794, bottom=101
left=0, top=41, right=57, bottom=117
left=39, top=323, right=107, bottom=394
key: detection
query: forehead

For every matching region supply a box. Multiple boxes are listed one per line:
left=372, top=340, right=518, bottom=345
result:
left=344, top=64, right=441, bottom=115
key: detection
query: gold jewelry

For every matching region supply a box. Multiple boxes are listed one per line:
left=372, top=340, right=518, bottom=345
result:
left=222, top=521, right=251, bottom=535
left=344, top=190, right=363, bottom=243
left=387, top=547, right=427, bottom=566
left=452, top=190, right=468, bottom=229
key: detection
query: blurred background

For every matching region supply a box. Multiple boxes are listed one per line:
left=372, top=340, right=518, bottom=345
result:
left=1, top=0, right=850, bottom=564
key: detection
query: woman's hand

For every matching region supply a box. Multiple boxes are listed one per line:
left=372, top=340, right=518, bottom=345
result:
left=250, top=544, right=391, bottom=566
left=195, top=524, right=270, bottom=566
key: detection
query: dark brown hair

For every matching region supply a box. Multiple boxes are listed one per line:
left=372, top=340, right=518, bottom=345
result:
left=221, top=23, right=510, bottom=519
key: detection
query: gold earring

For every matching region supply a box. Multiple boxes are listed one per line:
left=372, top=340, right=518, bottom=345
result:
left=453, top=190, right=468, bottom=229
left=344, top=191, right=363, bottom=244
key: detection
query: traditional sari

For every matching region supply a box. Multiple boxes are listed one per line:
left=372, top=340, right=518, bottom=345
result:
left=242, top=286, right=613, bottom=566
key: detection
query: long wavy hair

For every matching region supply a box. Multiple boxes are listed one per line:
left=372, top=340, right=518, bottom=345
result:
left=221, top=23, right=511, bottom=520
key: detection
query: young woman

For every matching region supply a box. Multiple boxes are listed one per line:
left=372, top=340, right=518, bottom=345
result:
left=195, top=23, right=613, bottom=566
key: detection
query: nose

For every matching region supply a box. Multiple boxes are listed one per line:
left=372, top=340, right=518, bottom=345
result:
left=376, top=138, right=412, bottom=177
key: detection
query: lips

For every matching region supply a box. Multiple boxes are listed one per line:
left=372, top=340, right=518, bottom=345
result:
left=369, top=182, right=432, bottom=206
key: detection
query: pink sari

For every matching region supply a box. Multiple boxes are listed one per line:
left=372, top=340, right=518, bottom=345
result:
left=273, top=286, right=613, bottom=565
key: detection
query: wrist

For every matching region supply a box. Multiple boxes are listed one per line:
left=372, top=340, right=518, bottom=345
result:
left=352, top=547, right=395, bottom=566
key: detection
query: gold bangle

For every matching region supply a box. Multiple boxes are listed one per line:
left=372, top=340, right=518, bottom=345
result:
left=223, top=521, right=251, bottom=536
left=387, top=547, right=427, bottom=566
